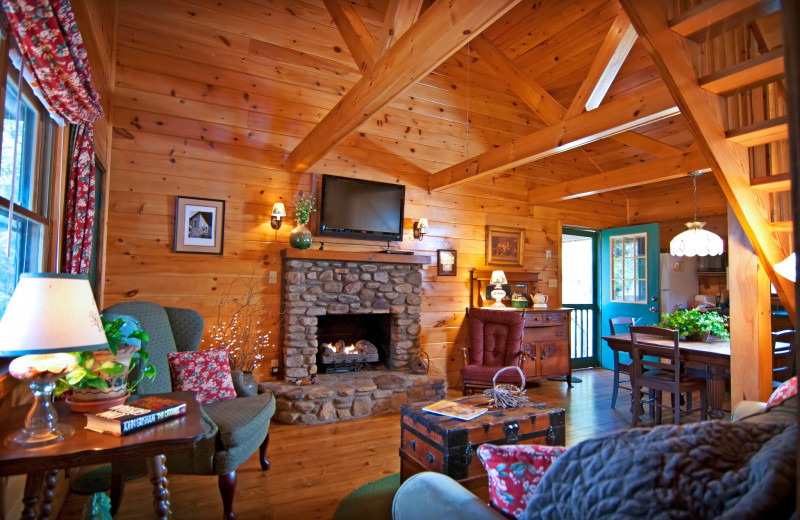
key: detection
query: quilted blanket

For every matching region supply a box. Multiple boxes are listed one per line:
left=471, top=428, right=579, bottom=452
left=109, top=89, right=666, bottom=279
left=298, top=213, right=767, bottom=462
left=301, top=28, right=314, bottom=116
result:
left=525, top=420, right=797, bottom=520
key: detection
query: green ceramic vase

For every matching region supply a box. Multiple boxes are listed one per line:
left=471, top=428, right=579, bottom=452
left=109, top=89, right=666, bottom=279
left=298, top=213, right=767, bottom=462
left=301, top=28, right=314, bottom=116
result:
left=289, top=222, right=313, bottom=249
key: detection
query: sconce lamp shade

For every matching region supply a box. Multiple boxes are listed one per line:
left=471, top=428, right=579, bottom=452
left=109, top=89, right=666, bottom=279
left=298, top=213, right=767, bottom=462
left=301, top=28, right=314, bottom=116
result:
left=271, top=203, right=286, bottom=217
left=669, top=221, right=724, bottom=257
left=774, top=252, right=796, bottom=283
left=413, top=218, right=428, bottom=240
left=490, top=270, right=508, bottom=285
left=0, top=273, right=107, bottom=357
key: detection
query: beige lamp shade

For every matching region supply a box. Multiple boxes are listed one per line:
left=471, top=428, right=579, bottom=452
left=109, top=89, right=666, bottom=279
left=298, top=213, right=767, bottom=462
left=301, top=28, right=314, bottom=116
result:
left=490, top=270, right=508, bottom=285
left=271, top=202, right=286, bottom=217
left=0, top=273, right=108, bottom=357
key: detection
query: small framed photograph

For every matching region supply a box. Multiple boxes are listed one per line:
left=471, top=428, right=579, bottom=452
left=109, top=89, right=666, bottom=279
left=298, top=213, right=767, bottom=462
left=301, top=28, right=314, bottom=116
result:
left=437, top=249, right=457, bottom=276
left=174, top=196, right=225, bottom=254
left=486, top=225, right=524, bottom=267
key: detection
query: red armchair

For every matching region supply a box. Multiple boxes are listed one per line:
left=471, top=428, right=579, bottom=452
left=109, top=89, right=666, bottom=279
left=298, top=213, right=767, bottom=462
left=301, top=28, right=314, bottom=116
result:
left=460, top=308, right=527, bottom=395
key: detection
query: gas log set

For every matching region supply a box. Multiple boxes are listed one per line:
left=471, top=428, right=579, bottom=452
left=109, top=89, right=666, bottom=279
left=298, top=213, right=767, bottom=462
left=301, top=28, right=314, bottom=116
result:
left=319, top=340, right=379, bottom=372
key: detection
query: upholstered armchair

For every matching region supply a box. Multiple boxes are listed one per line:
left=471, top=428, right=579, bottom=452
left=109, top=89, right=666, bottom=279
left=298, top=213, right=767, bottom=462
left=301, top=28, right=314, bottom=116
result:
left=103, top=301, right=275, bottom=520
left=460, top=307, right=527, bottom=395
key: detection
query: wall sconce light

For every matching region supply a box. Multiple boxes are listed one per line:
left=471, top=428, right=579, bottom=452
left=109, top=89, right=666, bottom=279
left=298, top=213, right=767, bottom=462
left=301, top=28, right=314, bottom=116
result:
left=489, top=270, right=508, bottom=308
left=413, top=218, right=428, bottom=240
left=270, top=202, right=286, bottom=230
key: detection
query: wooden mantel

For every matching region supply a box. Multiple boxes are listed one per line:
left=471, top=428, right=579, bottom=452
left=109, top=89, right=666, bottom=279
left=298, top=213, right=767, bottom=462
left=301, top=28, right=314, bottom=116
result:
left=281, top=249, right=431, bottom=265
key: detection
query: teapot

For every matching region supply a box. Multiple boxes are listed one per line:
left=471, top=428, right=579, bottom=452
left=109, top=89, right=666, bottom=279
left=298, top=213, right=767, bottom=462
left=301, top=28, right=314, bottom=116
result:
left=531, top=291, right=549, bottom=308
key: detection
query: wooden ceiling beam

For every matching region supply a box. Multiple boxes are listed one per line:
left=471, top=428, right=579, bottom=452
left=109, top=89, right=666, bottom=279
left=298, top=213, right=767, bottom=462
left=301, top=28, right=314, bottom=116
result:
left=323, top=0, right=377, bottom=74
left=470, top=34, right=566, bottom=125
left=668, top=0, right=780, bottom=41
left=699, top=47, right=784, bottom=95
left=528, top=150, right=708, bottom=204
left=608, top=131, right=685, bottom=157
left=374, top=0, right=424, bottom=60
left=620, top=0, right=795, bottom=321
left=429, top=83, right=679, bottom=190
left=565, top=11, right=635, bottom=119
left=284, top=0, right=522, bottom=174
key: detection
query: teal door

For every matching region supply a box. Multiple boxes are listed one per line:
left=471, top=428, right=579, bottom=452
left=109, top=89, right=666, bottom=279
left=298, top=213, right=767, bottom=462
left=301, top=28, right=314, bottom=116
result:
left=599, top=223, right=660, bottom=370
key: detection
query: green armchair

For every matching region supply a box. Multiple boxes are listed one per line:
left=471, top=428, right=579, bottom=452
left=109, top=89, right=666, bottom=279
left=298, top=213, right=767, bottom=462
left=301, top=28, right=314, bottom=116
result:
left=103, top=301, right=275, bottom=520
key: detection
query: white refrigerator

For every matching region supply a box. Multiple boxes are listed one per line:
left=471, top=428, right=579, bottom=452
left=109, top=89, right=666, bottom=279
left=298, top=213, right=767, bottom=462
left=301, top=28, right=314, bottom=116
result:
left=660, top=253, right=698, bottom=315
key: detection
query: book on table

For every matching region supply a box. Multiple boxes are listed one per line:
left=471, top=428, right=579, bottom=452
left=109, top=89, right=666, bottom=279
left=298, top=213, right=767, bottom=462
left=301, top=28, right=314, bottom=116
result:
left=422, top=399, right=488, bottom=421
left=85, top=396, right=187, bottom=435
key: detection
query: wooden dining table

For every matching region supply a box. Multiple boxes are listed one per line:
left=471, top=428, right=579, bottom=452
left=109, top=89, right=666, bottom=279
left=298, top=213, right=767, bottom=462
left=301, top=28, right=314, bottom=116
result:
left=602, top=334, right=731, bottom=419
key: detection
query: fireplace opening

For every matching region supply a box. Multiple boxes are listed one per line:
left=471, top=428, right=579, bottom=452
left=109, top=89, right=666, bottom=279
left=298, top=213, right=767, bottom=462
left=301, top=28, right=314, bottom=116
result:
left=316, top=314, right=392, bottom=373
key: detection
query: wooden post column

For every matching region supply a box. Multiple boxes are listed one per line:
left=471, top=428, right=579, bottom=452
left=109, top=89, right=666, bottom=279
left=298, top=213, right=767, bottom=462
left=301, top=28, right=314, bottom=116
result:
left=728, top=205, right=773, bottom=407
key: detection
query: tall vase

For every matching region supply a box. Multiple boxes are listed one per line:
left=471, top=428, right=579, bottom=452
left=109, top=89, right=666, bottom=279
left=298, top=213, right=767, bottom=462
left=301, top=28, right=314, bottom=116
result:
left=290, top=222, right=313, bottom=249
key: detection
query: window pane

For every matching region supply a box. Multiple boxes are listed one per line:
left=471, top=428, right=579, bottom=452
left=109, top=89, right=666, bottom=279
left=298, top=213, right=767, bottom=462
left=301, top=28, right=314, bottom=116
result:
left=635, top=236, right=646, bottom=256
left=624, top=237, right=634, bottom=257
left=612, top=238, right=622, bottom=258
left=624, top=258, right=634, bottom=277
left=623, top=280, right=634, bottom=301
left=636, top=280, right=646, bottom=301
left=0, top=211, right=44, bottom=315
left=2, top=81, right=40, bottom=209
left=636, top=258, right=646, bottom=278
left=613, top=280, right=623, bottom=300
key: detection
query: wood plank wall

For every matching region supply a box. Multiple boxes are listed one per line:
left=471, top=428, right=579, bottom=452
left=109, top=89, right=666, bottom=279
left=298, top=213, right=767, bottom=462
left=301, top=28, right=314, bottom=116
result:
left=98, top=0, right=728, bottom=389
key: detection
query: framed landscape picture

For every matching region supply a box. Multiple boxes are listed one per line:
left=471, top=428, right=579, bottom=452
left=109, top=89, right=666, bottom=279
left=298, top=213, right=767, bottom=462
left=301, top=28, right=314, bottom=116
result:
left=174, top=196, right=225, bottom=254
left=486, top=226, right=524, bottom=267
left=437, top=249, right=457, bottom=276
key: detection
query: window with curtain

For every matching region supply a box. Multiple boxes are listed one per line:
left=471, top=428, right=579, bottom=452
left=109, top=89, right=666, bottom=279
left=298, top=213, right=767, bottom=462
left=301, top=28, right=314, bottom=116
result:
left=0, top=41, right=57, bottom=315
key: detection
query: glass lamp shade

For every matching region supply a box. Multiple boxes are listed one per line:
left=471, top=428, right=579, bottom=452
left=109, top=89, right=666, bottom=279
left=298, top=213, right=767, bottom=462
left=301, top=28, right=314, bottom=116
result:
left=489, top=270, right=508, bottom=308
left=774, top=252, right=796, bottom=282
left=271, top=202, right=286, bottom=217
left=0, top=273, right=107, bottom=449
left=490, top=270, right=508, bottom=285
left=669, top=222, right=724, bottom=257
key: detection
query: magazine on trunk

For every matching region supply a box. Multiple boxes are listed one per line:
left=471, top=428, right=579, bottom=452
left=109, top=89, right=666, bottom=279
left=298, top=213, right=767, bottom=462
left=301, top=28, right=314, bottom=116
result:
left=422, top=399, right=488, bottom=421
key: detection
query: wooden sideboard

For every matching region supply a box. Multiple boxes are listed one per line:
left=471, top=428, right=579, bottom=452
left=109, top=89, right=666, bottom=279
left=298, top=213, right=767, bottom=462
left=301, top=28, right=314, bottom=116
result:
left=522, top=309, right=573, bottom=387
left=468, top=270, right=572, bottom=387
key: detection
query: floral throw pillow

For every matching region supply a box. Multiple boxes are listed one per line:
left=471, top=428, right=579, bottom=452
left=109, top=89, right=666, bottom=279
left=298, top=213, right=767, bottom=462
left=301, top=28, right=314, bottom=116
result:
left=767, top=376, right=797, bottom=409
left=167, top=350, right=236, bottom=404
left=477, top=443, right=567, bottom=519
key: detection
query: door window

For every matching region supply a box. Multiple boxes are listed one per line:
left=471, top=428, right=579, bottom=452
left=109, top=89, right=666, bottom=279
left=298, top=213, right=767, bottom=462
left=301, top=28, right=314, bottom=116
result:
left=610, top=233, right=647, bottom=303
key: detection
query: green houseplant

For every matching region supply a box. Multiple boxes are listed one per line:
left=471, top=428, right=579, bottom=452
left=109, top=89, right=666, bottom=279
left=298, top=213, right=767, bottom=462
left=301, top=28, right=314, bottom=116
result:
left=289, top=191, right=316, bottom=249
left=658, top=308, right=729, bottom=341
left=55, top=316, right=155, bottom=403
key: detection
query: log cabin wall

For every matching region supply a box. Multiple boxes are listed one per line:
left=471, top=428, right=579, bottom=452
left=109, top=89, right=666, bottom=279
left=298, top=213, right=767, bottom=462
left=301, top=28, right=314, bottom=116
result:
left=100, top=0, right=644, bottom=389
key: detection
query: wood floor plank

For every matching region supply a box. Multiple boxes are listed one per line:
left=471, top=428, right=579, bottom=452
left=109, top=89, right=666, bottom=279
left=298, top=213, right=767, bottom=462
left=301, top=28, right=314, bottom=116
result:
left=56, top=368, right=722, bottom=519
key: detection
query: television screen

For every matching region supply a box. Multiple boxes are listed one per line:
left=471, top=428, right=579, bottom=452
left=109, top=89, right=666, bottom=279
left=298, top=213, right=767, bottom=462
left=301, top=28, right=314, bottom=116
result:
left=319, top=175, right=405, bottom=241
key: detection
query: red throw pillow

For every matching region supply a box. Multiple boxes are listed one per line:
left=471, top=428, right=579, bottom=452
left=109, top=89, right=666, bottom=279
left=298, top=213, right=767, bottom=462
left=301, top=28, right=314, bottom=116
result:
left=167, top=350, right=236, bottom=404
left=767, top=376, right=797, bottom=409
left=477, top=443, right=567, bottom=519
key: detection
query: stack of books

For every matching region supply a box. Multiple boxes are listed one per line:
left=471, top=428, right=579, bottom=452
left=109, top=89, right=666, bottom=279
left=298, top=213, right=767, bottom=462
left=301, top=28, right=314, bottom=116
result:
left=84, top=396, right=187, bottom=436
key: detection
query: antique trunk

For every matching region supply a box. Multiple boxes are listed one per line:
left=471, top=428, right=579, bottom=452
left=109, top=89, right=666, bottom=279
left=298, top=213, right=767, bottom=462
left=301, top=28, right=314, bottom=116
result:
left=399, top=395, right=566, bottom=495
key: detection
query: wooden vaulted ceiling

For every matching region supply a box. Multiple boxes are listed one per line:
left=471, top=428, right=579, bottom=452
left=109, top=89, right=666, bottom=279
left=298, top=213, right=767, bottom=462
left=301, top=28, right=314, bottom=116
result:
left=280, top=0, right=793, bottom=318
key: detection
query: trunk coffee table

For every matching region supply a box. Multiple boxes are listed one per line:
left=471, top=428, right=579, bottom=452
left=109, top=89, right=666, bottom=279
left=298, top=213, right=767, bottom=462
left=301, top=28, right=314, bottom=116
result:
left=400, top=395, right=565, bottom=500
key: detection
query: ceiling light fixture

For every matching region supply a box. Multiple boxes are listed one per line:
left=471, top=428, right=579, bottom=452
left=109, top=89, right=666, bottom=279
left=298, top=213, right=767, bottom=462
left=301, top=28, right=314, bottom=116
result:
left=669, top=171, right=724, bottom=257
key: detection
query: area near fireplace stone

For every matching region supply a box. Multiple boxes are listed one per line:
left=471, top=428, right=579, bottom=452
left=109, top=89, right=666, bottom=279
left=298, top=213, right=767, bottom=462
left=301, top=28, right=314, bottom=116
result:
left=268, top=250, right=447, bottom=424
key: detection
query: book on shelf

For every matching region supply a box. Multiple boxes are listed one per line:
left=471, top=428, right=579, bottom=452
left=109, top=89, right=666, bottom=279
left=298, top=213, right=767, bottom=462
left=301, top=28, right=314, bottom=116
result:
left=85, top=396, right=187, bottom=436
left=422, top=399, right=488, bottom=421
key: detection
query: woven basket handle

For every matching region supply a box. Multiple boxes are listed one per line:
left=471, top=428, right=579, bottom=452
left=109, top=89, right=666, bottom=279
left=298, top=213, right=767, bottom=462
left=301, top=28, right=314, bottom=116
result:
left=492, top=366, right=525, bottom=390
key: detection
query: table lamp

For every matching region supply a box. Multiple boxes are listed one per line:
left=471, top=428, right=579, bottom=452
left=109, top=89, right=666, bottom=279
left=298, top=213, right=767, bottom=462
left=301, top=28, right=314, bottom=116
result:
left=490, top=270, right=508, bottom=308
left=0, top=273, right=108, bottom=449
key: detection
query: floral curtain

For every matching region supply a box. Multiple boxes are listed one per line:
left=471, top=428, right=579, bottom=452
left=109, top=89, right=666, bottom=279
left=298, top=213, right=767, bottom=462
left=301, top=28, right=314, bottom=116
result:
left=2, top=0, right=103, bottom=274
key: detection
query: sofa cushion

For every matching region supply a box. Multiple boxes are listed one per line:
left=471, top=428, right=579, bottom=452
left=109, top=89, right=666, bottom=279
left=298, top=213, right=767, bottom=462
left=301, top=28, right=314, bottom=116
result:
left=478, top=443, right=567, bottom=519
left=167, top=350, right=236, bottom=404
left=767, top=376, right=797, bottom=409
left=203, top=391, right=275, bottom=451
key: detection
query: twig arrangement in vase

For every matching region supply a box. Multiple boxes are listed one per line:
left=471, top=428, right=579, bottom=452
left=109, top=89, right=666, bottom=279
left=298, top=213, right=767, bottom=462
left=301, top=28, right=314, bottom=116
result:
left=202, top=266, right=274, bottom=376
left=289, top=191, right=316, bottom=249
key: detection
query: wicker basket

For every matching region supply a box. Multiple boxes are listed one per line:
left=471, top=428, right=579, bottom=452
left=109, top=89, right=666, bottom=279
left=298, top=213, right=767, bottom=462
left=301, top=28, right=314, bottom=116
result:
left=483, top=366, right=532, bottom=409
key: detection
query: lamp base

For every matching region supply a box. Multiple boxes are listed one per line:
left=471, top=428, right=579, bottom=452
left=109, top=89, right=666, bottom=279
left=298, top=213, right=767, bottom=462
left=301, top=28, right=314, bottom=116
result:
left=491, top=300, right=507, bottom=309
left=5, top=424, right=74, bottom=449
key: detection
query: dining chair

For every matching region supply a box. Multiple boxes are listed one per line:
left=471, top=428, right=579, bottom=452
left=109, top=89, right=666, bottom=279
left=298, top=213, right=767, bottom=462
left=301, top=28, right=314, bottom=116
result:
left=608, top=317, right=636, bottom=408
left=772, top=329, right=797, bottom=388
left=630, top=325, right=707, bottom=426
left=460, top=307, right=527, bottom=395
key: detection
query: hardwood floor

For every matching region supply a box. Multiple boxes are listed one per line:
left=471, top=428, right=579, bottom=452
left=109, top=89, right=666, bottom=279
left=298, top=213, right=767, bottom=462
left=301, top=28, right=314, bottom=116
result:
left=57, top=368, right=719, bottom=520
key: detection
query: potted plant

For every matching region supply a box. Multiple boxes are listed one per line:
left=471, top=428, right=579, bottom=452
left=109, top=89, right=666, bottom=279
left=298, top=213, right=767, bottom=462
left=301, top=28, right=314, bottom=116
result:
left=289, top=191, right=316, bottom=249
left=658, top=308, right=730, bottom=341
left=55, top=316, right=156, bottom=409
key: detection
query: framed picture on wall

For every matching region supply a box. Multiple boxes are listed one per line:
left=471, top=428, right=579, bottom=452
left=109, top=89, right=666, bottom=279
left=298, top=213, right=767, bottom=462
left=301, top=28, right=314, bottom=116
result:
left=485, top=226, right=524, bottom=267
left=437, top=249, right=457, bottom=276
left=174, top=196, right=225, bottom=254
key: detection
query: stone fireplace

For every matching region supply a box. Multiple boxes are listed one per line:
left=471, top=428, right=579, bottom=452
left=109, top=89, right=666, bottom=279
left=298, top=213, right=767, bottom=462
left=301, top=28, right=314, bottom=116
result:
left=257, top=250, right=446, bottom=424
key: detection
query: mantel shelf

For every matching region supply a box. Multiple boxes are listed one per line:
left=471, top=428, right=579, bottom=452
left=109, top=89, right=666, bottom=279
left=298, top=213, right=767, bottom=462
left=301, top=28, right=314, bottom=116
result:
left=281, top=248, right=431, bottom=265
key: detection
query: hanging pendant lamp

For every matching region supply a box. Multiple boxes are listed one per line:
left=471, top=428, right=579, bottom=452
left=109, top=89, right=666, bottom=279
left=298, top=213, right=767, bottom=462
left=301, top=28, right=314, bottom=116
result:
left=669, top=171, right=724, bottom=257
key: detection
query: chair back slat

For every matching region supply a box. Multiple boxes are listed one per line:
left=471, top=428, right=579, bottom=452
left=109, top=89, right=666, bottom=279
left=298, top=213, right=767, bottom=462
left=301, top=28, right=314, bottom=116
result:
left=609, top=317, right=635, bottom=335
left=772, top=329, right=797, bottom=383
left=630, top=325, right=681, bottom=386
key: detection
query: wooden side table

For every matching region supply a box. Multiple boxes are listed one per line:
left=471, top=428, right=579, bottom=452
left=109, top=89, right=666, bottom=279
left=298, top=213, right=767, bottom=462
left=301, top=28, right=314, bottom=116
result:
left=0, top=391, right=204, bottom=519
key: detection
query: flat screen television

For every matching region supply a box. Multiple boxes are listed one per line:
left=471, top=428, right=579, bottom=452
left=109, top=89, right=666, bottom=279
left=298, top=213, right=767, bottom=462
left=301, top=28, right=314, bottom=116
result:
left=319, top=175, right=405, bottom=241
